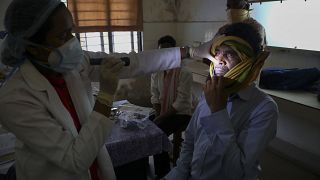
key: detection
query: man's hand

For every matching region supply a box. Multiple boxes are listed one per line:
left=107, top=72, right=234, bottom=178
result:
left=203, top=76, right=229, bottom=113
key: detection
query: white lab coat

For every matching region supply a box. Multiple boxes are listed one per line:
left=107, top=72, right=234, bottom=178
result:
left=0, top=48, right=181, bottom=180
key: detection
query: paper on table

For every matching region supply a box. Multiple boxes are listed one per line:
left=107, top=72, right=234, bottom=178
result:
left=113, top=100, right=155, bottom=129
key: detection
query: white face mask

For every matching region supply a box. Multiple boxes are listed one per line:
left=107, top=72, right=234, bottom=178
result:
left=226, top=9, right=250, bottom=23
left=27, top=37, right=84, bottom=73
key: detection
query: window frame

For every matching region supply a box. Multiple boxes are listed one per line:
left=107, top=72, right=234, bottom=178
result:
left=76, top=31, right=143, bottom=53
left=63, top=0, right=143, bottom=53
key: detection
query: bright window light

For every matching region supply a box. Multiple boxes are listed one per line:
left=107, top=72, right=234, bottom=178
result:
left=251, top=0, right=320, bottom=51
left=113, top=32, right=137, bottom=53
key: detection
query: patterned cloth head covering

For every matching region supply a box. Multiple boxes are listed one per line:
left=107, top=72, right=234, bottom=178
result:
left=209, top=35, right=269, bottom=94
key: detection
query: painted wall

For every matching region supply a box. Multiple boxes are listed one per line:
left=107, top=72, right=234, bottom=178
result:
left=143, top=0, right=227, bottom=49
left=141, top=0, right=227, bottom=109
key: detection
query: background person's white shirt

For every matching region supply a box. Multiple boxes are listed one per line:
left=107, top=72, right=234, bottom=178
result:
left=150, top=68, right=193, bottom=116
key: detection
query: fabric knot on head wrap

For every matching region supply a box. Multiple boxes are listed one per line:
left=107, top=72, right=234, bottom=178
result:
left=209, top=35, right=269, bottom=93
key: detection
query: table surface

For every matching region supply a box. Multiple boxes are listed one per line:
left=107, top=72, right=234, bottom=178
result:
left=106, top=119, right=171, bottom=167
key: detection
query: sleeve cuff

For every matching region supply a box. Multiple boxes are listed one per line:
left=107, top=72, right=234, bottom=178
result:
left=175, top=47, right=182, bottom=67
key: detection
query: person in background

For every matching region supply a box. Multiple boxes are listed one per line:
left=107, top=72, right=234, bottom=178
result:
left=0, top=0, right=211, bottom=180
left=151, top=35, right=193, bottom=179
left=165, top=22, right=278, bottom=180
left=218, top=0, right=267, bottom=49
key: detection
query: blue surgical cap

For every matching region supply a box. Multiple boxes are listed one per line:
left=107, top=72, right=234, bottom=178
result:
left=0, top=0, right=62, bottom=66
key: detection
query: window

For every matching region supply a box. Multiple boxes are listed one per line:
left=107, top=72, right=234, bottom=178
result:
left=79, top=31, right=142, bottom=53
left=67, top=0, right=143, bottom=32
left=251, top=0, right=320, bottom=51
left=62, top=0, right=143, bottom=53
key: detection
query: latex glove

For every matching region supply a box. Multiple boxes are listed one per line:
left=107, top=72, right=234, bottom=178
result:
left=189, top=39, right=214, bottom=61
left=98, top=58, right=125, bottom=105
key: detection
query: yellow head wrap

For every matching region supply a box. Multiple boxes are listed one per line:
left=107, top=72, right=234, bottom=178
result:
left=209, top=36, right=269, bottom=94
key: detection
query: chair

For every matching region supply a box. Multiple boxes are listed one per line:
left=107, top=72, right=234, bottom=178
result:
left=172, top=122, right=188, bottom=166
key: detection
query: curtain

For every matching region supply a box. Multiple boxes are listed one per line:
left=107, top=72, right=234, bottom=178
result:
left=68, top=0, right=143, bottom=32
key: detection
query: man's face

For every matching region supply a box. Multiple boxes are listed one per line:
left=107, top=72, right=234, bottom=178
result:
left=213, top=45, right=241, bottom=76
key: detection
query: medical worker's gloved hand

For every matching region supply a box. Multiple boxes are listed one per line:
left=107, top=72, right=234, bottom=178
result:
left=189, top=39, right=214, bottom=61
left=97, top=58, right=125, bottom=106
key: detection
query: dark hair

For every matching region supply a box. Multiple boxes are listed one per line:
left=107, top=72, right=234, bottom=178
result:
left=29, top=3, right=66, bottom=44
left=158, top=35, right=176, bottom=47
left=221, top=22, right=262, bottom=55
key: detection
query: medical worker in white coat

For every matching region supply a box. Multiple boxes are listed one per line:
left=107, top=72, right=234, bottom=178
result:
left=0, top=0, right=211, bottom=180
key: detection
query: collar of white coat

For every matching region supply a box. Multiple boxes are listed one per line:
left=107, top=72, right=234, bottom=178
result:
left=19, top=59, right=83, bottom=91
left=20, top=60, right=53, bottom=91
left=20, top=59, right=79, bottom=135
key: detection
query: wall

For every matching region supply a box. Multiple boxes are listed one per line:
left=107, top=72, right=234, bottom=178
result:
left=175, top=0, right=226, bottom=46
left=143, top=0, right=227, bottom=49
left=125, top=0, right=227, bottom=106
left=143, top=0, right=177, bottom=50
left=140, top=0, right=227, bottom=107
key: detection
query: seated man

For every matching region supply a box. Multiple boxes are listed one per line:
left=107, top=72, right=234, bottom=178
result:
left=166, top=22, right=278, bottom=180
left=151, top=35, right=193, bottom=179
